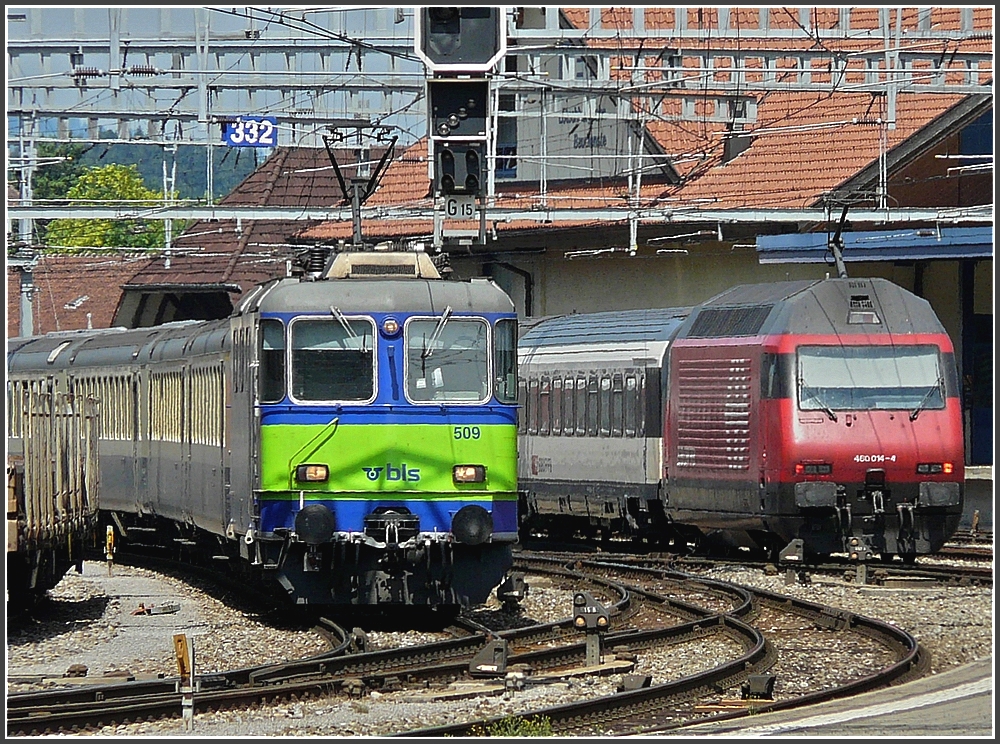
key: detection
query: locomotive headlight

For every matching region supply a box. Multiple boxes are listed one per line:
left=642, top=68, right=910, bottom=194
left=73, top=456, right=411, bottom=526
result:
left=795, top=462, right=832, bottom=475
left=453, top=464, right=487, bottom=483
left=917, top=462, right=951, bottom=475
left=381, top=317, right=400, bottom=336
left=296, top=464, right=329, bottom=482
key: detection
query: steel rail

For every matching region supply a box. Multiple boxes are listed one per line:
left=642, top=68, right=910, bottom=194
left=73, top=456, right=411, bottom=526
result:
left=394, top=557, right=925, bottom=737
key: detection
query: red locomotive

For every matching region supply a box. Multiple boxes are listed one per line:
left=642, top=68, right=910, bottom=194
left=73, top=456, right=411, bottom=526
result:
left=518, top=277, right=965, bottom=561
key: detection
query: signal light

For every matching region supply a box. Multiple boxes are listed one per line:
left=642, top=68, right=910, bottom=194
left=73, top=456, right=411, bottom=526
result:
left=465, top=148, right=480, bottom=193
left=415, top=7, right=506, bottom=72
left=572, top=591, right=611, bottom=631
left=429, top=6, right=459, bottom=23
left=438, top=147, right=456, bottom=194
left=433, top=142, right=485, bottom=196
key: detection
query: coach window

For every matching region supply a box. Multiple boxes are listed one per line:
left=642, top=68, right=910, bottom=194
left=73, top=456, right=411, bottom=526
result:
left=599, top=376, right=612, bottom=436
left=586, top=375, right=599, bottom=436
left=575, top=376, right=587, bottom=435
left=517, top=377, right=528, bottom=433
left=528, top=378, right=539, bottom=434
left=611, top=373, right=624, bottom=437
left=494, top=319, right=518, bottom=403
left=624, top=375, right=639, bottom=437
left=291, top=317, right=375, bottom=402
left=562, top=376, right=575, bottom=436
left=259, top=319, right=285, bottom=403
left=551, top=377, right=562, bottom=435
left=539, top=377, right=551, bottom=435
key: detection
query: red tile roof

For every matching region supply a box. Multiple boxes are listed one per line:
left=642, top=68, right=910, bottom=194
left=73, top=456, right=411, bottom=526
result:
left=123, top=144, right=396, bottom=291
left=7, top=253, right=145, bottom=337
left=650, top=91, right=970, bottom=209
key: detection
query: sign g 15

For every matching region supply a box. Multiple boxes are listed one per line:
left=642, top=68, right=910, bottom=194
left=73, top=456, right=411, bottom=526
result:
left=222, top=117, right=278, bottom=147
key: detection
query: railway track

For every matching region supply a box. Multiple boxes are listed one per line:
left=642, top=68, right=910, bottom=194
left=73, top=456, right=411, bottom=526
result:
left=7, top=562, right=616, bottom=735
left=9, top=546, right=984, bottom=737
left=395, top=554, right=929, bottom=736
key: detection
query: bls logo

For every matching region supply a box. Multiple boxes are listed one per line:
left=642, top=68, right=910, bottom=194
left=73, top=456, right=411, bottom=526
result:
left=363, top=463, right=421, bottom=482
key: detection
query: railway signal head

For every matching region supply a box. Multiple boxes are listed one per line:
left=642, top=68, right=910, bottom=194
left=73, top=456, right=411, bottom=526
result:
left=573, top=591, right=610, bottom=630
left=414, top=7, right=507, bottom=72
left=427, top=78, right=489, bottom=139
left=433, top=141, right=485, bottom=197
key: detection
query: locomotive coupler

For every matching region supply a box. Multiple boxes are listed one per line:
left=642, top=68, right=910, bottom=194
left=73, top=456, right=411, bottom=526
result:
left=304, top=545, right=322, bottom=572
left=896, top=502, right=916, bottom=556
left=871, top=490, right=885, bottom=515
left=834, top=503, right=852, bottom=540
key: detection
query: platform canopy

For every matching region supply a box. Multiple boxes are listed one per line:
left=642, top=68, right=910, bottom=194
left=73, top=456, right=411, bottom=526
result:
left=756, top=226, right=993, bottom=264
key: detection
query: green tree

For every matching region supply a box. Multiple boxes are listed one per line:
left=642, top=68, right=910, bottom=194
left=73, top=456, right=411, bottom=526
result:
left=21, top=142, right=90, bottom=248
left=43, top=163, right=166, bottom=250
left=30, top=141, right=90, bottom=201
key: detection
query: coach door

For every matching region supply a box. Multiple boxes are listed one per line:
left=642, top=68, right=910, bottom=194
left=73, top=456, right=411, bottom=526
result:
left=225, top=316, right=259, bottom=540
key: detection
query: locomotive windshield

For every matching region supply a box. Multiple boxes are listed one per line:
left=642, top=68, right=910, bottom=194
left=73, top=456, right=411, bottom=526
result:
left=405, top=317, right=489, bottom=402
left=290, top=317, right=375, bottom=402
left=797, top=344, right=944, bottom=412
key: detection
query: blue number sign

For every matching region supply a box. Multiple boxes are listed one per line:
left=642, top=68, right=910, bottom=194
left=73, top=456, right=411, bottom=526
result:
left=223, top=117, right=278, bottom=147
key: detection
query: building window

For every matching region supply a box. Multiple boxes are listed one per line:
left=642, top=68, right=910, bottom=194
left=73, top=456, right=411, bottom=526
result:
left=496, top=94, right=517, bottom=179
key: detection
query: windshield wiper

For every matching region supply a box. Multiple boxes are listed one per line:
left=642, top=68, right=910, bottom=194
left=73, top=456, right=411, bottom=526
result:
left=421, top=305, right=452, bottom=360
left=330, top=306, right=365, bottom=351
left=802, top=385, right=837, bottom=421
left=909, top=376, right=943, bottom=421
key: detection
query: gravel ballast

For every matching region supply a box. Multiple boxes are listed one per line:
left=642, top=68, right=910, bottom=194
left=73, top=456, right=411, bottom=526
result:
left=6, top=558, right=992, bottom=737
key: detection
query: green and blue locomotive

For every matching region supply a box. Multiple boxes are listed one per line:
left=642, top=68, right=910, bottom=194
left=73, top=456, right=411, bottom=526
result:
left=7, top=251, right=519, bottom=607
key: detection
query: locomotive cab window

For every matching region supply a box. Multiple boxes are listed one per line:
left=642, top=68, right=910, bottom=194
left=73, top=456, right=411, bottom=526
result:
left=405, top=317, right=490, bottom=403
left=494, top=318, right=518, bottom=404
left=797, top=345, right=944, bottom=412
left=290, top=317, right=375, bottom=402
left=259, top=319, right=286, bottom=403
